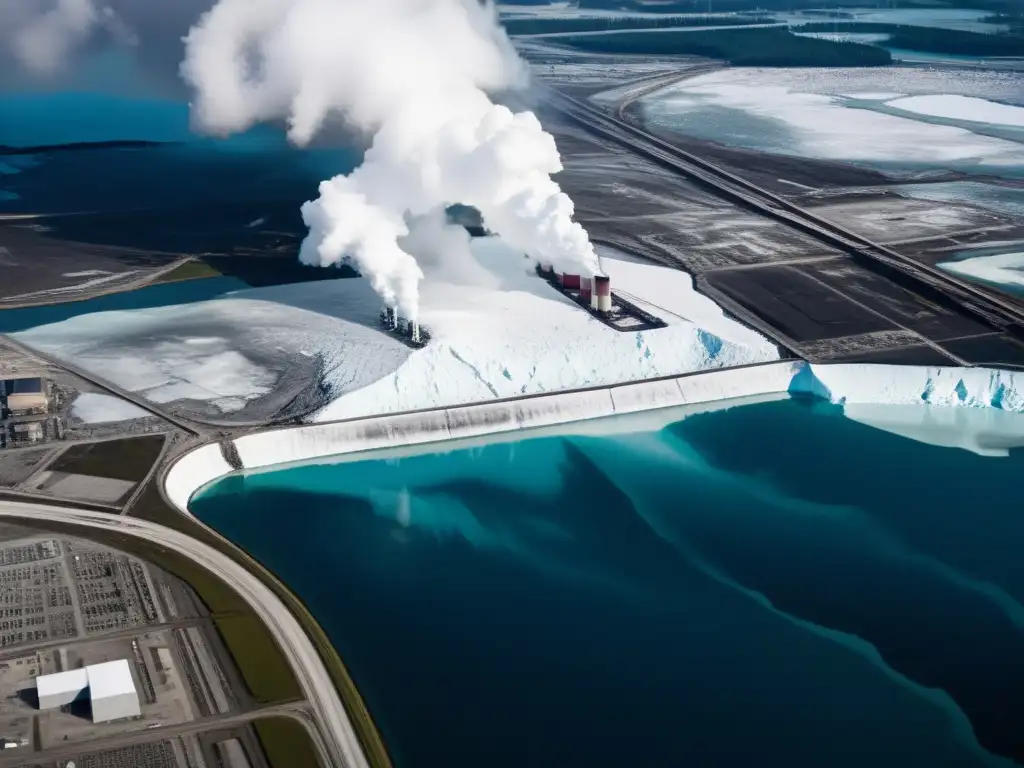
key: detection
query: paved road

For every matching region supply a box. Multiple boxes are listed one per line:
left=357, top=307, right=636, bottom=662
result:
left=0, top=616, right=220, bottom=663
left=548, top=88, right=1024, bottom=342
left=0, top=500, right=371, bottom=768
left=0, top=701, right=311, bottom=767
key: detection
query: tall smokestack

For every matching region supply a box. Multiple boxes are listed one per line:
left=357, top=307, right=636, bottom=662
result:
left=181, top=0, right=602, bottom=322
left=387, top=307, right=398, bottom=330
left=411, top=322, right=421, bottom=343
left=561, top=272, right=581, bottom=290
left=594, top=275, right=611, bottom=314
left=580, top=276, right=592, bottom=304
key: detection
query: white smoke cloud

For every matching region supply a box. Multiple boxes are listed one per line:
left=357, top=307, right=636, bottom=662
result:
left=1, top=0, right=135, bottom=75
left=181, top=0, right=599, bottom=320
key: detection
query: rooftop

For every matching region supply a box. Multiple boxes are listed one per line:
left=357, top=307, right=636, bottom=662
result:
left=4, top=378, right=43, bottom=395
left=35, top=667, right=88, bottom=698
left=86, top=659, right=136, bottom=699
left=35, top=659, right=136, bottom=699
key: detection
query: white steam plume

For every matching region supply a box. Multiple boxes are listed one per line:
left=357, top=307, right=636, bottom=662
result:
left=181, top=0, right=599, bottom=320
left=1, top=0, right=133, bottom=75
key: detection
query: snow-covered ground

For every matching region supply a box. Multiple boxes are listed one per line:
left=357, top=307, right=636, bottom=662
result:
left=166, top=359, right=1024, bottom=512
left=886, top=95, right=1024, bottom=128
left=11, top=238, right=779, bottom=420
left=776, top=7, right=1006, bottom=34
left=71, top=393, right=150, bottom=424
left=843, top=92, right=905, bottom=100
left=313, top=239, right=777, bottom=420
left=637, top=68, right=1024, bottom=176
left=792, top=32, right=892, bottom=45
left=938, top=251, right=1024, bottom=292
left=14, top=279, right=413, bottom=414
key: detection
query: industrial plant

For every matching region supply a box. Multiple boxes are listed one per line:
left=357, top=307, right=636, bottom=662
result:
left=378, top=307, right=432, bottom=349
left=35, top=659, right=142, bottom=723
left=536, top=264, right=668, bottom=332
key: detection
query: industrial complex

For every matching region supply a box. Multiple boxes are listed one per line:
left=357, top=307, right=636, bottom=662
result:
left=0, top=3, right=1022, bottom=768
left=36, top=659, right=142, bottom=723
left=0, top=524, right=277, bottom=768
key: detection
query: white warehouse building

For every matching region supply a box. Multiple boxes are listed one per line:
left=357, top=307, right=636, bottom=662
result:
left=35, top=659, right=141, bottom=723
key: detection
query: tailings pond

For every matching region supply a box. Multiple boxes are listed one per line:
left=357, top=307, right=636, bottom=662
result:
left=192, top=396, right=1024, bottom=768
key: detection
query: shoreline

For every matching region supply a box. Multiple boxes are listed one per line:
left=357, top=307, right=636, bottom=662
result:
left=166, top=359, right=1023, bottom=511
left=0, top=500, right=372, bottom=768
left=159, top=358, right=1023, bottom=768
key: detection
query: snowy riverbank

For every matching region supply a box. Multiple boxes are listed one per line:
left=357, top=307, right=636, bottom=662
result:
left=13, top=237, right=780, bottom=422
left=165, top=360, right=1024, bottom=514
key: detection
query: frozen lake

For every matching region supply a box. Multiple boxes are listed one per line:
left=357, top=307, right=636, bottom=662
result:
left=638, top=67, right=1024, bottom=180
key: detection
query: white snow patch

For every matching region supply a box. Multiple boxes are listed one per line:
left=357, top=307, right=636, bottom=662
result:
left=645, top=71, right=1024, bottom=168
left=246, top=217, right=266, bottom=228
left=314, top=237, right=779, bottom=421
left=13, top=279, right=413, bottom=414
left=799, top=363, right=1023, bottom=412
left=887, top=95, right=1024, bottom=127
left=63, top=270, right=113, bottom=278
left=938, top=251, right=1024, bottom=290
left=166, top=443, right=233, bottom=512
left=71, top=393, right=149, bottom=424
left=843, top=92, right=905, bottom=100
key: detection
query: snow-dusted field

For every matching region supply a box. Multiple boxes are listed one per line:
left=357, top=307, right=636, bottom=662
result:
left=637, top=68, right=1024, bottom=175
left=71, top=393, right=150, bottom=424
left=887, top=95, right=1024, bottom=128
left=938, top=251, right=1024, bottom=292
left=316, top=238, right=778, bottom=420
left=12, top=237, right=779, bottom=422
left=15, top=279, right=413, bottom=416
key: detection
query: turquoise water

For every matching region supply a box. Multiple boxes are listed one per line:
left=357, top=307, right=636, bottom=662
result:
left=0, top=277, right=247, bottom=333
left=193, top=398, right=1024, bottom=767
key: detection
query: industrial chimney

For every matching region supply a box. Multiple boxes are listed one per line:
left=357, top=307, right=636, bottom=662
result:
left=580, top=276, right=592, bottom=304
left=561, top=272, right=581, bottom=290
left=411, top=323, right=421, bottom=343
left=594, top=275, right=611, bottom=314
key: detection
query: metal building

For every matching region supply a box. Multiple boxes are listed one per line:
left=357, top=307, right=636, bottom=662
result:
left=35, top=659, right=141, bottom=723
left=2, top=378, right=49, bottom=416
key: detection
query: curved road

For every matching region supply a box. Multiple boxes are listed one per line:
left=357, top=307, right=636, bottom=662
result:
left=0, top=500, right=370, bottom=768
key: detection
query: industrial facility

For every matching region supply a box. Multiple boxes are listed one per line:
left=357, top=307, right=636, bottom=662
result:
left=1, top=375, right=60, bottom=448
left=2, top=377, right=49, bottom=416
left=536, top=263, right=667, bottom=332
left=35, top=659, right=142, bottom=723
left=379, top=307, right=432, bottom=348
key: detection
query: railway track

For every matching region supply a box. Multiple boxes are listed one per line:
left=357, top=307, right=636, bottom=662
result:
left=548, top=88, right=1024, bottom=342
